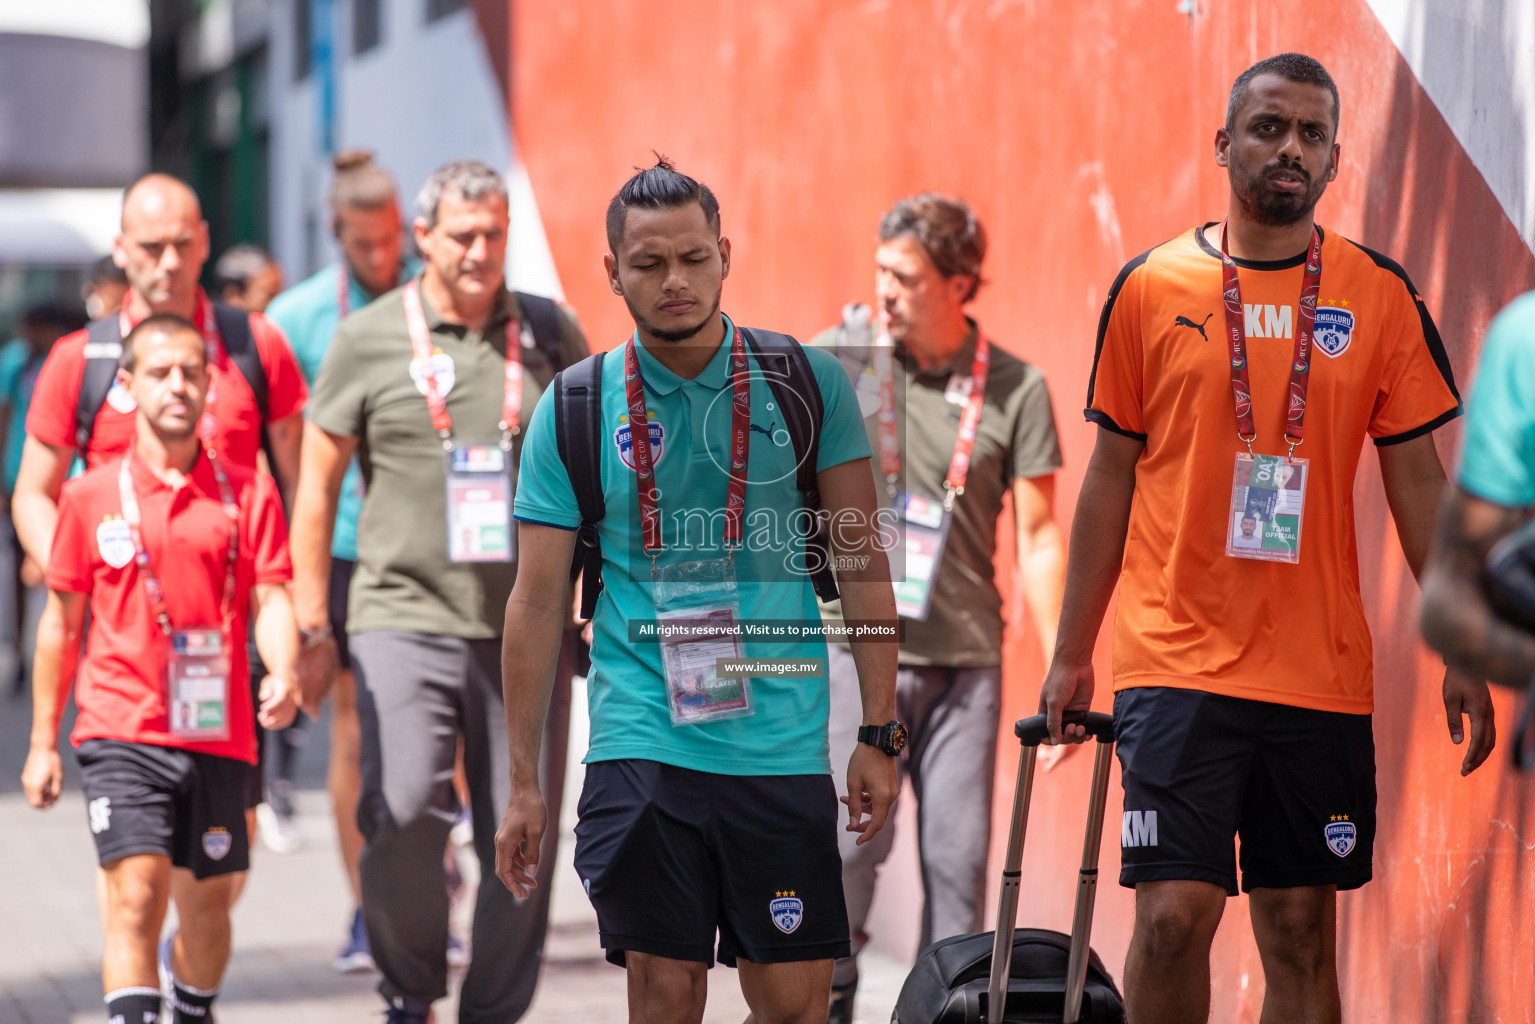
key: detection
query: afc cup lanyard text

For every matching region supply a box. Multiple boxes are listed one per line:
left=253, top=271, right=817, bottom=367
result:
left=624, top=329, right=751, bottom=575
left=1221, top=224, right=1323, bottom=456
left=402, top=279, right=523, bottom=451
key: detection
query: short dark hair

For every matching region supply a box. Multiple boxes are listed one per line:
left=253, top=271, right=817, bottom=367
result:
left=87, top=255, right=126, bottom=286
left=1226, top=53, right=1340, bottom=135
left=121, top=313, right=202, bottom=373
left=878, top=194, right=988, bottom=303
left=212, top=244, right=274, bottom=297
left=605, top=156, right=720, bottom=252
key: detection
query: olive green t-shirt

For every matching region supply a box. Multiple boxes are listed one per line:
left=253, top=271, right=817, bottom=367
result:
left=307, top=280, right=589, bottom=639
left=811, top=319, right=1062, bottom=666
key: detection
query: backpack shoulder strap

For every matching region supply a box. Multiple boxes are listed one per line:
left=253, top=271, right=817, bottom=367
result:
left=76, top=317, right=125, bottom=453
left=213, top=304, right=267, bottom=421
left=553, top=350, right=607, bottom=620
left=740, top=327, right=839, bottom=602
left=515, top=291, right=566, bottom=371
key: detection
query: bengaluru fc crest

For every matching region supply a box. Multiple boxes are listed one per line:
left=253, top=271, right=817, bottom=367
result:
left=203, top=828, right=233, bottom=861
left=1324, top=819, right=1356, bottom=858
left=769, top=893, right=803, bottom=934
left=1313, top=307, right=1355, bottom=358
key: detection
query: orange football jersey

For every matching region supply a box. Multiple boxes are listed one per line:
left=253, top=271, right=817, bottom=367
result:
left=1087, top=224, right=1460, bottom=713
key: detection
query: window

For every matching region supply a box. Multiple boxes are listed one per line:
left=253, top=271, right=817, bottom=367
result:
left=354, top=0, right=382, bottom=54
left=293, top=0, right=311, bottom=81
left=425, top=0, right=466, bottom=23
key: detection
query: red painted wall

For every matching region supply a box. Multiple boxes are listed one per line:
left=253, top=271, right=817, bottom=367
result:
left=511, top=2, right=1535, bottom=1018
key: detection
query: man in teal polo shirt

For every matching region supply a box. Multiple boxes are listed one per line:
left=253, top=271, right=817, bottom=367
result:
left=265, top=150, right=415, bottom=971
left=494, top=160, right=902, bottom=1024
left=1423, top=291, right=1535, bottom=692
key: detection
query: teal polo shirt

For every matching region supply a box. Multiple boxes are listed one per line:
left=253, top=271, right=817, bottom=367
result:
left=267, top=260, right=417, bottom=561
left=1459, top=291, right=1535, bottom=507
left=515, top=315, right=872, bottom=776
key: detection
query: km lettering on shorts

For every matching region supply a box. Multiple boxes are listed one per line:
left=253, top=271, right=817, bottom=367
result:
left=1122, top=809, right=1158, bottom=848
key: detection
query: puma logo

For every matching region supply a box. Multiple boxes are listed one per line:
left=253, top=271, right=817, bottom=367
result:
left=1175, top=314, right=1213, bottom=341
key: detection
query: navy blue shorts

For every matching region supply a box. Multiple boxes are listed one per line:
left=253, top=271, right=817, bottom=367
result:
left=574, top=759, right=851, bottom=968
left=1115, top=687, right=1376, bottom=896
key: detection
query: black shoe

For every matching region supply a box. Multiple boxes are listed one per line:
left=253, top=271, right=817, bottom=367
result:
left=828, top=978, right=856, bottom=1024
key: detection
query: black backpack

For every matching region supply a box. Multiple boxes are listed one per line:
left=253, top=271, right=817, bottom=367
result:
left=552, top=327, right=838, bottom=621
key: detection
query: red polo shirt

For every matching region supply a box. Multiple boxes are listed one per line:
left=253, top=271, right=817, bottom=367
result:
left=26, top=289, right=308, bottom=471
left=46, top=449, right=292, bottom=763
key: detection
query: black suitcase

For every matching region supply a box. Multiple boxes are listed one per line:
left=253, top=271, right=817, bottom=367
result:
left=891, top=712, right=1125, bottom=1023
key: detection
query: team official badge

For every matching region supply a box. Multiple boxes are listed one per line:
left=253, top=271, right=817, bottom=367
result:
left=1313, top=307, right=1355, bottom=358
left=203, top=827, right=233, bottom=861
left=614, top=416, right=665, bottom=469
left=97, top=519, right=134, bottom=569
left=1324, top=817, right=1356, bottom=857
left=769, top=892, right=803, bottom=934
left=409, top=351, right=457, bottom=396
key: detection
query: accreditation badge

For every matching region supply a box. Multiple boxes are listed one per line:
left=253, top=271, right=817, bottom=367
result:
left=166, top=628, right=230, bottom=742
left=445, top=443, right=514, bottom=563
left=1227, top=453, right=1308, bottom=563
left=892, top=492, right=953, bottom=620
left=653, top=559, right=754, bottom=726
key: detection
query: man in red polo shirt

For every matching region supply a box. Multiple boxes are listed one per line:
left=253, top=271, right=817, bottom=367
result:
left=13, top=172, right=307, bottom=565
left=21, top=314, right=297, bottom=1024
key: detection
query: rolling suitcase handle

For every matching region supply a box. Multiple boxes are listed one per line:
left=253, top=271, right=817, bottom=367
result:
left=986, top=711, right=1115, bottom=1024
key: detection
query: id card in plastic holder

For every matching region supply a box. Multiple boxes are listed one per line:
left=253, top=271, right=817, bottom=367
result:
left=1227, top=453, right=1307, bottom=563
left=654, top=559, right=753, bottom=726
left=167, top=628, right=230, bottom=741
left=446, top=444, right=514, bottom=563
left=893, top=493, right=953, bottom=620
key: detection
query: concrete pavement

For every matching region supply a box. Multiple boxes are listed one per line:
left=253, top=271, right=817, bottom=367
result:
left=0, top=681, right=909, bottom=1022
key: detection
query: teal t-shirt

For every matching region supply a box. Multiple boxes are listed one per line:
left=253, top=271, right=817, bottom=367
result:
left=514, top=316, right=873, bottom=776
left=267, top=261, right=416, bottom=560
left=1458, top=291, right=1535, bottom=507
left=0, top=338, right=40, bottom=494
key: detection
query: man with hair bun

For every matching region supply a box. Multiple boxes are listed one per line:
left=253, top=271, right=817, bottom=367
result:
left=812, top=192, right=1066, bottom=1023
left=289, top=158, right=589, bottom=1024
left=266, top=147, right=418, bottom=973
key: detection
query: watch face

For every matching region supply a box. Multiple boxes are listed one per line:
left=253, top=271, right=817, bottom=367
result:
left=887, top=721, right=910, bottom=755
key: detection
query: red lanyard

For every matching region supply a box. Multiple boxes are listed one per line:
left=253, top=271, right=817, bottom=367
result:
left=874, top=331, right=992, bottom=509
left=1221, top=224, right=1323, bottom=456
left=119, top=452, right=240, bottom=637
left=624, top=326, right=751, bottom=571
left=338, top=264, right=350, bottom=318
left=402, top=280, right=523, bottom=451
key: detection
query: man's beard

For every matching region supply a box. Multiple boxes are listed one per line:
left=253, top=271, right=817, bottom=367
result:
left=1232, top=159, right=1330, bottom=228
left=624, top=289, right=722, bottom=344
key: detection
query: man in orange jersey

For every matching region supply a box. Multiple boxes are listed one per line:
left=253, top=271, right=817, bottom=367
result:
left=1041, top=53, right=1494, bottom=1024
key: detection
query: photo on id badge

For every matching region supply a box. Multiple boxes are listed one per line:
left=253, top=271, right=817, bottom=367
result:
left=446, top=444, right=513, bottom=563
left=1227, top=453, right=1307, bottom=563
left=655, top=560, right=754, bottom=726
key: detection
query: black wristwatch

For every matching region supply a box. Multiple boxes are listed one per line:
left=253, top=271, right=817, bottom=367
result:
left=857, top=720, right=909, bottom=756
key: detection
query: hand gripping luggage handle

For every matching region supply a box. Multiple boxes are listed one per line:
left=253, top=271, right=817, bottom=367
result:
left=987, top=712, right=1115, bottom=1024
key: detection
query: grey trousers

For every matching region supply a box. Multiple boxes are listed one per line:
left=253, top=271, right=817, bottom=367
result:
left=826, top=644, right=1001, bottom=986
left=352, top=629, right=575, bottom=1023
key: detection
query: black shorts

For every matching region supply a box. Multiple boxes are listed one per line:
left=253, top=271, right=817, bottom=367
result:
left=330, top=557, right=355, bottom=670
left=1115, top=687, right=1375, bottom=896
left=574, top=759, right=851, bottom=968
left=76, top=739, right=251, bottom=879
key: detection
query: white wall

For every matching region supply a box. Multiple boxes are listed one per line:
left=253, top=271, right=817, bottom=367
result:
left=269, top=0, right=561, bottom=296
left=1366, top=0, right=1535, bottom=253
